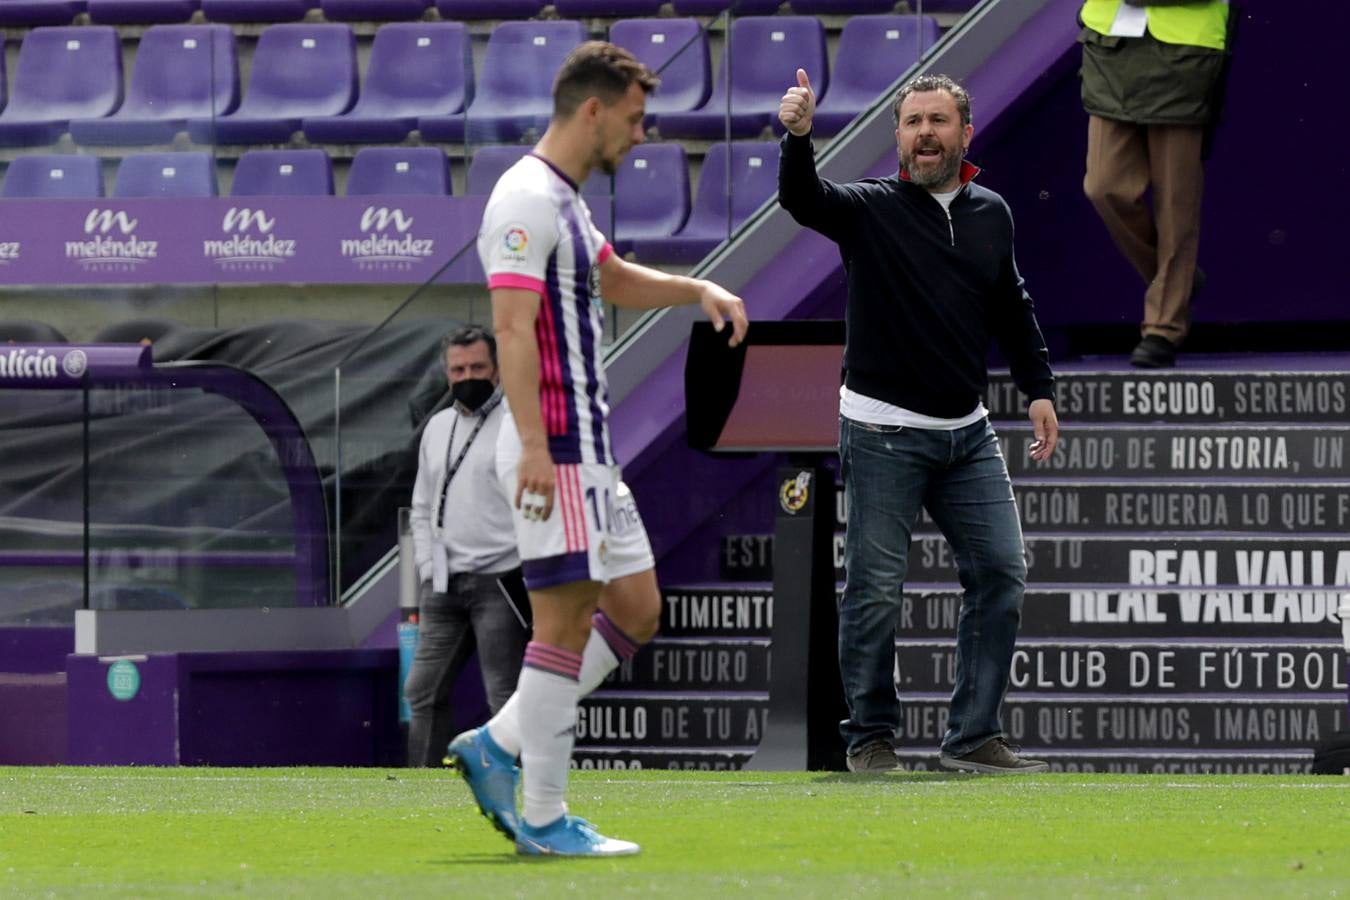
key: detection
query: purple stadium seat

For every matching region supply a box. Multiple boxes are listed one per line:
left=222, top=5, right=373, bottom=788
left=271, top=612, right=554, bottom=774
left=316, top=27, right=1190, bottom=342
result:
left=0, top=27, right=123, bottom=147
left=113, top=151, right=218, bottom=196
left=347, top=146, right=450, bottom=195
left=88, top=0, right=200, bottom=23
left=1, top=154, right=104, bottom=198
left=189, top=24, right=356, bottom=145
left=789, top=0, right=894, bottom=11
left=420, top=20, right=585, bottom=145
left=434, top=0, right=542, bottom=18
left=609, top=18, right=710, bottom=118
left=656, top=16, right=827, bottom=140
left=812, top=15, right=939, bottom=136
left=607, top=143, right=690, bottom=254
left=555, top=0, right=661, bottom=15
left=201, top=0, right=316, bottom=21
left=465, top=144, right=529, bottom=196
left=231, top=148, right=333, bottom=195
left=71, top=26, right=239, bottom=146
left=629, top=140, right=775, bottom=263
left=669, top=0, right=782, bottom=14
left=320, top=0, right=429, bottom=21
left=0, top=1, right=87, bottom=26
left=302, top=22, right=470, bottom=144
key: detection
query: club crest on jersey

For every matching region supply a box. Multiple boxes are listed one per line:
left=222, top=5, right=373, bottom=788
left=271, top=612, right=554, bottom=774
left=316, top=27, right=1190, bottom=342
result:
left=500, top=225, right=529, bottom=263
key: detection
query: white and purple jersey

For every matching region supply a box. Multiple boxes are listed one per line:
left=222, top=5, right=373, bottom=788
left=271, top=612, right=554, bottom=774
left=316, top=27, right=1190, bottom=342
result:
left=478, top=153, right=614, bottom=466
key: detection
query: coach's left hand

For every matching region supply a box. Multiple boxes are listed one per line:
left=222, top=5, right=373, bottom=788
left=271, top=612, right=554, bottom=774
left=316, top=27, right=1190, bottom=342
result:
left=1027, top=398, right=1059, bottom=461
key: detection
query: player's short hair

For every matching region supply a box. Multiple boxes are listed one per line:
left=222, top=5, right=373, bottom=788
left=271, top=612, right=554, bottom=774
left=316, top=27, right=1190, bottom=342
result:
left=553, top=40, right=659, bottom=119
left=442, top=325, right=497, bottom=367
left=892, top=74, right=972, bottom=126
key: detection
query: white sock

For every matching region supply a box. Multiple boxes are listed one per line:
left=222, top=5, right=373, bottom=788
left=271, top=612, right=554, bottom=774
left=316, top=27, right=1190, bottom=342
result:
left=516, top=642, right=582, bottom=829
left=487, top=611, right=635, bottom=758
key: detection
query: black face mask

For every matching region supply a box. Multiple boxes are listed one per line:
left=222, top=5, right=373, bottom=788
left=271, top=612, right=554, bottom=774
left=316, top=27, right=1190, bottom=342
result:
left=451, top=378, right=495, bottom=412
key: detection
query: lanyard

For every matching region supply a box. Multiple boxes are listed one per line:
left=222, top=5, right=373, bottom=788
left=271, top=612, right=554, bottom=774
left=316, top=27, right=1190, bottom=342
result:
left=435, top=392, right=502, bottom=530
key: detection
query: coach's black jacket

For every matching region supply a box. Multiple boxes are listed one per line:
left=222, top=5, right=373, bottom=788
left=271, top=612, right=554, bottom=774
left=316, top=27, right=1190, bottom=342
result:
left=778, top=130, right=1055, bottom=419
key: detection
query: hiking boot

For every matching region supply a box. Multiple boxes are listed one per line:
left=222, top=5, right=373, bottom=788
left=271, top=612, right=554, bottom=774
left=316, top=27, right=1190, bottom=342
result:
left=939, top=738, right=1049, bottom=774
left=846, top=739, right=899, bottom=773
left=1130, top=334, right=1177, bottom=369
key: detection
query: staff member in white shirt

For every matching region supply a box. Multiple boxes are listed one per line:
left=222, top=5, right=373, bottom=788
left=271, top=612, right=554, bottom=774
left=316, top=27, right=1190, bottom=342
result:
left=406, top=325, right=530, bottom=767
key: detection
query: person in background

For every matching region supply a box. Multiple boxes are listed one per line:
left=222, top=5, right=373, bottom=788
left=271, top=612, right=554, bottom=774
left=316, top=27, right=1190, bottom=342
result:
left=1079, top=0, right=1231, bottom=368
left=405, top=326, right=530, bottom=768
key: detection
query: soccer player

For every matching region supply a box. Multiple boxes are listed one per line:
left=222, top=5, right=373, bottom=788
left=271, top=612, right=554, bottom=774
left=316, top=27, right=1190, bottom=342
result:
left=447, top=41, right=748, bottom=857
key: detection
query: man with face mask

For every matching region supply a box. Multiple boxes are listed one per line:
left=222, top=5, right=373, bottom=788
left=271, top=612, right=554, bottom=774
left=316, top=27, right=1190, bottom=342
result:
left=405, top=325, right=531, bottom=768
left=778, top=73, right=1059, bottom=775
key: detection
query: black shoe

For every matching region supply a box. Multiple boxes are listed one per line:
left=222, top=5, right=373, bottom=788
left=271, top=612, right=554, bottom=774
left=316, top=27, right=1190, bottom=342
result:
left=1130, top=334, right=1177, bottom=369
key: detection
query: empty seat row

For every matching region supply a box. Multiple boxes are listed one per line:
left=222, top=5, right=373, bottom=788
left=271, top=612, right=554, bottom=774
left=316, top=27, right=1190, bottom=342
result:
left=0, top=1, right=974, bottom=26
left=0, top=140, right=777, bottom=263
left=456, top=142, right=778, bottom=263
left=0, top=15, right=938, bottom=148
left=0, top=147, right=445, bottom=197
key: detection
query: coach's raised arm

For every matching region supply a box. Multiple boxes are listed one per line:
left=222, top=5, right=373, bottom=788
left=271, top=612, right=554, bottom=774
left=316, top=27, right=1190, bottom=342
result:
left=776, top=68, right=865, bottom=240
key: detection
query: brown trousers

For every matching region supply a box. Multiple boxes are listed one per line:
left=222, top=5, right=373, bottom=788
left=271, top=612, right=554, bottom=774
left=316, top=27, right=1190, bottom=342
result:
left=1083, top=114, right=1205, bottom=344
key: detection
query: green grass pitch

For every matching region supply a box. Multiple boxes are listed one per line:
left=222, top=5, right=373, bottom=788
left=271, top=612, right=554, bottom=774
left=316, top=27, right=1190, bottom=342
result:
left=1, top=767, right=1347, bottom=897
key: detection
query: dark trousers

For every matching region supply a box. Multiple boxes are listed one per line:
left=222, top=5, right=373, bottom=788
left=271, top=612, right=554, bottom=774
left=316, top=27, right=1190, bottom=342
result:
left=403, top=569, right=531, bottom=767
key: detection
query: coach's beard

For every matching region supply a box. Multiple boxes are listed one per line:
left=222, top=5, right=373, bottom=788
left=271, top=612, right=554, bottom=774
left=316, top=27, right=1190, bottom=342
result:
left=901, top=142, right=964, bottom=191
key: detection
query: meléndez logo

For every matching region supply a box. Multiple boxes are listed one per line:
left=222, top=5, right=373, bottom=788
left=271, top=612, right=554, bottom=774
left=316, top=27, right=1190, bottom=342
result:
left=203, top=207, right=296, bottom=272
left=65, top=209, right=157, bottom=271
left=340, top=207, right=435, bottom=271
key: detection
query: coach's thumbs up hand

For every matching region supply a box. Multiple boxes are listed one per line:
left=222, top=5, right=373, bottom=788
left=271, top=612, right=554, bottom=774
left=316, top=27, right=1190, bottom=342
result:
left=779, top=68, right=815, bottom=137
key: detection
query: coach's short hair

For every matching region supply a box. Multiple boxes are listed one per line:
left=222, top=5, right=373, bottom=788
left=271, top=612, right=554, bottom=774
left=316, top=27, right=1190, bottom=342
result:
left=553, top=41, right=659, bottom=119
left=441, top=325, right=496, bottom=366
left=892, top=74, right=972, bottom=126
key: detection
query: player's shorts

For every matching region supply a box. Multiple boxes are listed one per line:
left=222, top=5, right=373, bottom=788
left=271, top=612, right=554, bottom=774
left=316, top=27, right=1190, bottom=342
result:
left=497, top=415, right=655, bottom=591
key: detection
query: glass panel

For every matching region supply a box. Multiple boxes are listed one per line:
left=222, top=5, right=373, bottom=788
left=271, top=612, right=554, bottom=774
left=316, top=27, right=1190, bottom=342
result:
left=0, top=387, right=87, bottom=627
left=86, top=381, right=298, bottom=611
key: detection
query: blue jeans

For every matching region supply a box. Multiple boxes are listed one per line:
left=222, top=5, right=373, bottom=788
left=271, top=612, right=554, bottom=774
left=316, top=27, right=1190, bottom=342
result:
left=837, top=415, right=1026, bottom=757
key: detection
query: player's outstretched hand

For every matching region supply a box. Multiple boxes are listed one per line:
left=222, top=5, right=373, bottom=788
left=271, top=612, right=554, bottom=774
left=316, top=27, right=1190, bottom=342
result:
left=778, top=68, right=816, bottom=137
left=698, top=280, right=748, bottom=348
left=1027, top=398, right=1059, bottom=462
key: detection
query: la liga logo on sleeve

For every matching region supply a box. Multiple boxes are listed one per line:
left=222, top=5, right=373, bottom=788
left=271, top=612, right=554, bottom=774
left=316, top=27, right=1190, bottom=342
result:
left=500, top=225, right=530, bottom=262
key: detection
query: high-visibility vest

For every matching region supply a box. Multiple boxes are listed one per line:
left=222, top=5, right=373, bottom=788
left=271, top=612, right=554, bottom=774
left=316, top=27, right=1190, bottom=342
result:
left=1081, top=0, right=1228, bottom=51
